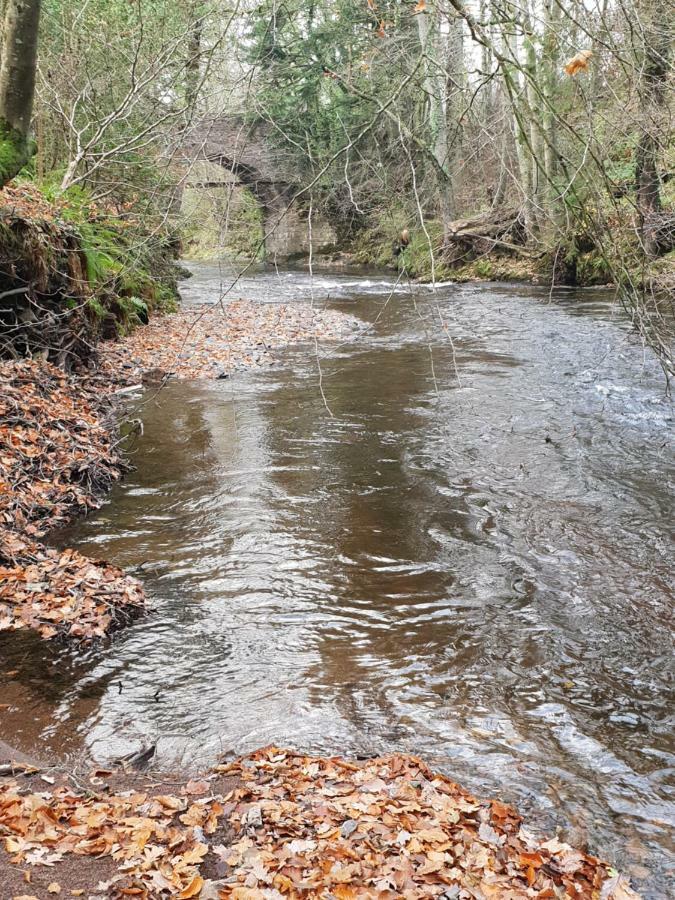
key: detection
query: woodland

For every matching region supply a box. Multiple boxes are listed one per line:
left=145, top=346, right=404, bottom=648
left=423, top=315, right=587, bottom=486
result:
left=0, top=0, right=672, bottom=368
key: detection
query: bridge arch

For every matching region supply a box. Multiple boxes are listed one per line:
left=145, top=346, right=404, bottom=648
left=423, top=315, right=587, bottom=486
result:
left=181, top=117, right=336, bottom=260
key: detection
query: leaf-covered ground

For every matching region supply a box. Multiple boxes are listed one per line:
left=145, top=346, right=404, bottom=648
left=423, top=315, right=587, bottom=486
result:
left=0, top=747, right=639, bottom=899
left=0, top=361, right=124, bottom=538
left=100, top=301, right=359, bottom=382
left=0, top=360, right=145, bottom=641
left=0, top=530, right=144, bottom=641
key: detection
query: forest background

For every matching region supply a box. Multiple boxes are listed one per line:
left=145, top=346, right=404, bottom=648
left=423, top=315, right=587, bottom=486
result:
left=0, top=0, right=672, bottom=371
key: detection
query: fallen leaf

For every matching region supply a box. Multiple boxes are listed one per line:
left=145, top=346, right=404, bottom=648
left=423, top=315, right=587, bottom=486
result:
left=178, top=875, right=204, bottom=898
left=564, top=49, right=593, bottom=75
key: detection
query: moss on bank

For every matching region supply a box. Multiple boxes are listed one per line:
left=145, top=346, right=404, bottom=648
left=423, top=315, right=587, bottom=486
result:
left=348, top=207, right=674, bottom=297
left=0, top=181, right=181, bottom=367
left=350, top=214, right=540, bottom=284
left=0, top=121, right=32, bottom=188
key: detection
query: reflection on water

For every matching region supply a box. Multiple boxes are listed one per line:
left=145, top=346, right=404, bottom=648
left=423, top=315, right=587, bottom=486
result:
left=1, top=264, right=673, bottom=894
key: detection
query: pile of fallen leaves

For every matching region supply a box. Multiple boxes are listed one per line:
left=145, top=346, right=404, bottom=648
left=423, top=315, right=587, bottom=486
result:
left=0, top=768, right=231, bottom=899
left=0, top=183, right=139, bottom=229
left=0, top=184, right=65, bottom=223
left=0, top=360, right=124, bottom=537
left=217, top=748, right=638, bottom=899
left=0, top=747, right=640, bottom=899
left=0, top=359, right=146, bottom=641
left=0, top=530, right=144, bottom=641
left=100, top=301, right=358, bottom=382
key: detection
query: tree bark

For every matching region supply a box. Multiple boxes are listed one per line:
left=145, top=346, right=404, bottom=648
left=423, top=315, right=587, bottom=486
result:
left=185, top=2, right=204, bottom=112
left=416, top=4, right=463, bottom=243
left=540, top=0, right=561, bottom=226
left=499, top=19, right=536, bottom=234
left=635, top=0, right=671, bottom=255
left=0, top=0, right=41, bottom=186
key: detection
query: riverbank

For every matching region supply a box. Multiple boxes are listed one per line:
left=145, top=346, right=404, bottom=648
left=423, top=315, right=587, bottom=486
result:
left=0, top=360, right=146, bottom=641
left=0, top=182, right=181, bottom=370
left=100, top=299, right=359, bottom=383
left=0, top=266, right=654, bottom=897
left=329, top=209, right=674, bottom=301
left=0, top=744, right=637, bottom=899
left=0, top=183, right=360, bottom=644
left=0, top=295, right=358, bottom=643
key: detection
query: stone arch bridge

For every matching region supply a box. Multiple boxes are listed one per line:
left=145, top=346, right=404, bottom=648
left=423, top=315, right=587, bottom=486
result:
left=180, top=117, right=336, bottom=259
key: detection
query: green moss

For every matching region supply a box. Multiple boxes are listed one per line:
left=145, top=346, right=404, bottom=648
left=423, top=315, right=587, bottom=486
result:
left=55, top=189, right=181, bottom=322
left=351, top=207, right=409, bottom=268
left=575, top=251, right=613, bottom=285
left=86, top=296, right=107, bottom=319
left=113, top=295, right=149, bottom=334
left=473, top=259, right=494, bottom=278
left=0, top=120, right=31, bottom=187
left=182, top=183, right=265, bottom=261
left=398, top=224, right=449, bottom=279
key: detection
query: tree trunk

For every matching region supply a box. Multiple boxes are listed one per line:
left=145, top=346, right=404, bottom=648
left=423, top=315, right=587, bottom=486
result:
left=444, top=13, right=465, bottom=228
left=416, top=5, right=462, bottom=243
left=540, top=0, right=561, bottom=226
left=185, top=2, right=204, bottom=112
left=0, top=0, right=41, bottom=187
left=635, top=0, right=671, bottom=255
left=500, top=20, right=536, bottom=234
left=521, top=0, right=545, bottom=236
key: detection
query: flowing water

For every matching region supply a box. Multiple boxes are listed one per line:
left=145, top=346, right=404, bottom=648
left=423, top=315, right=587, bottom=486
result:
left=2, top=263, right=673, bottom=893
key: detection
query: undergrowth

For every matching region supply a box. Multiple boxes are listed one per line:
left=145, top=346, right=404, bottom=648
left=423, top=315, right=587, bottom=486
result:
left=0, top=179, right=181, bottom=366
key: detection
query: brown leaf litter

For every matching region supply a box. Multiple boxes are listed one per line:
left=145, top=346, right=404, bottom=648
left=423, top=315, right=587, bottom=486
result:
left=0, top=360, right=145, bottom=641
left=0, top=530, right=144, bottom=641
left=0, top=360, right=124, bottom=538
left=100, top=301, right=358, bottom=382
left=0, top=746, right=640, bottom=899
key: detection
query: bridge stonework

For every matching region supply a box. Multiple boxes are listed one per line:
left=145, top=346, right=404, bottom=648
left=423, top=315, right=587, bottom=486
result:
left=181, top=117, right=337, bottom=260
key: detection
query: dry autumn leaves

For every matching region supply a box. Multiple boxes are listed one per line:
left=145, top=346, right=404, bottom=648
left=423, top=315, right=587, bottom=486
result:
left=0, top=530, right=144, bottom=641
left=0, top=747, right=639, bottom=899
left=0, top=360, right=145, bottom=641
left=101, top=302, right=358, bottom=383
left=0, top=360, right=124, bottom=538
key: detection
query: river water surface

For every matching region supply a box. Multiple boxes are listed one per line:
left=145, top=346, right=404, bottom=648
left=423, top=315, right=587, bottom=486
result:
left=2, top=263, right=673, bottom=893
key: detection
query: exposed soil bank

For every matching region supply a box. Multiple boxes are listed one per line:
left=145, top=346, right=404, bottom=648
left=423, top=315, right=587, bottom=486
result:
left=0, top=745, right=638, bottom=899
left=0, top=183, right=180, bottom=371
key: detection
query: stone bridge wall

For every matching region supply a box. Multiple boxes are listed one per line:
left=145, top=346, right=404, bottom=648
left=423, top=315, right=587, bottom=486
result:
left=181, top=118, right=337, bottom=260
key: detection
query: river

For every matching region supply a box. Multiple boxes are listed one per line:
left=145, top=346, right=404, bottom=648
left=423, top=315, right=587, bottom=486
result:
left=1, top=262, right=673, bottom=894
